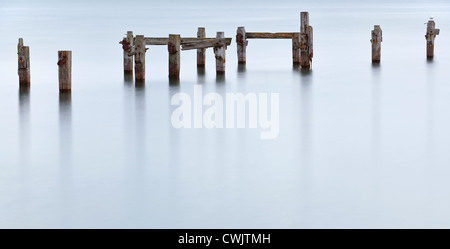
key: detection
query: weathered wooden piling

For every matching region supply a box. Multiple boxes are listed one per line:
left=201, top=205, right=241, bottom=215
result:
left=197, top=28, right=206, bottom=66
left=57, top=51, right=72, bottom=92
left=120, top=31, right=134, bottom=73
left=214, top=32, right=226, bottom=74
left=425, top=17, right=440, bottom=59
left=134, top=35, right=146, bottom=81
left=292, top=33, right=301, bottom=64
left=236, top=27, right=247, bottom=64
left=300, top=12, right=313, bottom=69
left=18, top=38, right=31, bottom=87
left=371, top=25, right=382, bottom=63
left=168, top=34, right=181, bottom=79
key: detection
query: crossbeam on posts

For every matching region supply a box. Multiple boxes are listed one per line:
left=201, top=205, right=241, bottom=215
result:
left=181, top=38, right=232, bottom=50
left=236, top=27, right=301, bottom=65
left=145, top=37, right=232, bottom=46
left=246, top=32, right=296, bottom=39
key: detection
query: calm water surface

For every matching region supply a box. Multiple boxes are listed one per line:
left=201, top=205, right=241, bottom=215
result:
left=1, top=0, right=450, bottom=228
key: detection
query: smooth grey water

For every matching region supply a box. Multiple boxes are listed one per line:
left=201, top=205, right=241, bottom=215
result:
left=2, top=0, right=450, bottom=228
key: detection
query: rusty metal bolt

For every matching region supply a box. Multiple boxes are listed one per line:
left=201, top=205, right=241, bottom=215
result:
left=57, top=55, right=67, bottom=66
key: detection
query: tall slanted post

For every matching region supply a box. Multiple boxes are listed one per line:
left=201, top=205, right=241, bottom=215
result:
left=120, top=31, right=134, bottom=73
left=18, top=38, right=31, bottom=87
left=58, top=51, right=72, bottom=92
left=371, top=25, right=383, bottom=63
left=197, top=28, right=206, bottom=66
left=134, top=35, right=146, bottom=82
left=292, top=33, right=301, bottom=64
left=300, top=12, right=313, bottom=69
left=168, top=34, right=181, bottom=79
left=236, top=27, right=247, bottom=64
left=214, top=32, right=226, bottom=74
left=425, top=17, right=440, bottom=59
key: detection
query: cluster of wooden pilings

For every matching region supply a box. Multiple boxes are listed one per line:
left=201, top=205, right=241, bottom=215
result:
left=370, top=17, right=440, bottom=63
left=120, top=30, right=232, bottom=82
left=15, top=13, right=442, bottom=88
left=17, top=38, right=72, bottom=92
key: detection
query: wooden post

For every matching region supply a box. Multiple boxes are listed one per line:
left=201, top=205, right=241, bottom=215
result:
left=120, top=31, right=134, bottom=73
left=134, top=35, right=146, bottom=81
left=371, top=25, right=382, bottom=63
left=168, top=34, right=181, bottom=79
left=300, top=12, right=313, bottom=69
left=292, top=33, right=301, bottom=64
left=236, top=27, right=247, bottom=64
left=18, top=38, right=31, bottom=87
left=214, top=32, right=226, bottom=74
left=425, top=17, right=440, bottom=59
left=58, top=51, right=72, bottom=92
left=197, top=27, right=206, bottom=66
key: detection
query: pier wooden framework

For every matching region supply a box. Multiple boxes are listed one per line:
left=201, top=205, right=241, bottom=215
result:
left=120, top=28, right=232, bottom=81
left=236, top=12, right=313, bottom=69
left=14, top=13, right=442, bottom=89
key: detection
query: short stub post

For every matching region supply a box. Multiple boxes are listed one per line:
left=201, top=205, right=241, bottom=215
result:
left=214, top=32, right=226, bottom=74
left=168, top=34, right=181, bottom=79
left=371, top=25, right=382, bottom=63
left=197, top=27, right=206, bottom=66
left=120, top=31, right=134, bottom=73
left=236, top=27, right=247, bottom=64
left=134, top=35, right=147, bottom=82
left=300, top=12, right=313, bottom=69
left=57, top=51, right=72, bottom=92
left=425, top=17, right=440, bottom=59
left=18, top=38, right=31, bottom=87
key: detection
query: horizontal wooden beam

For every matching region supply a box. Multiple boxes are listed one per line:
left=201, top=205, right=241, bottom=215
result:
left=145, top=37, right=232, bottom=46
left=246, top=32, right=297, bottom=39
left=181, top=38, right=232, bottom=50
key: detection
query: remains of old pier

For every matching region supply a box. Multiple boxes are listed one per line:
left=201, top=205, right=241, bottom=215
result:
left=371, top=25, right=382, bottom=63
left=120, top=28, right=232, bottom=81
left=17, top=38, right=31, bottom=87
left=58, top=51, right=72, bottom=92
left=236, top=12, right=313, bottom=69
left=300, top=12, right=313, bottom=69
left=236, top=28, right=300, bottom=65
left=425, top=17, right=440, bottom=58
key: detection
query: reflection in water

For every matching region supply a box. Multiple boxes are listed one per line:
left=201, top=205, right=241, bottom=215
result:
left=298, top=69, right=313, bottom=225
left=216, top=73, right=225, bottom=83
left=238, top=63, right=246, bottom=73
left=169, top=77, right=180, bottom=87
left=300, top=71, right=313, bottom=168
left=18, top=87, right=31, bottom=221
left=59, top=92, right=72, bottom=227
left=124, top=72, right=133, bottom=87
left=19, top=87, right=31, bottom=167
left=131, top=82, right=147, bottom=220
left=371, top=63, right=382, bottom=205
left=299, top=68, right=312, bottom=76
left=371, top=63, right=381, bottom=164
left=426, top=59, right=435, bottom=166
left=197, top=66, right=206, bottom=84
